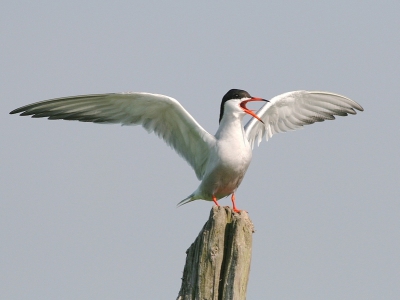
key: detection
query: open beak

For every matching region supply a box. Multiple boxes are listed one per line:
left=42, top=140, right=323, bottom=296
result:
left=240, top=97, right=269, bottom=124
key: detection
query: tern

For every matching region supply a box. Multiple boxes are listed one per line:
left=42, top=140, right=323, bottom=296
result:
left=10, top=89, right=363, bottom=212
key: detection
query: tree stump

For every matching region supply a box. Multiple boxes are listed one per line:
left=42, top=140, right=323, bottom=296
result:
left=177, top=206, right=254, bottom=300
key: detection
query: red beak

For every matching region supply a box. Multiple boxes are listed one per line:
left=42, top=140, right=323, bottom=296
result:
left=240, top=97, right=269, bottom=124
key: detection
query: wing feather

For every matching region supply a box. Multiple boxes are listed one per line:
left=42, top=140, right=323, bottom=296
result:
left=10, top=92, right=215, bottom=179
left=244, top=90, right=363, bottom=148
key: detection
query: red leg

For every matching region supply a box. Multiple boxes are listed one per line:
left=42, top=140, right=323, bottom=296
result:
left=231, top=193, right=240, bottom=213
left=212, top=195, right=220, bottom=207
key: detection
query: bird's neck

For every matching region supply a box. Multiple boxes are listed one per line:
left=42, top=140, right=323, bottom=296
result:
left=215, top=114, right=246, bottom=141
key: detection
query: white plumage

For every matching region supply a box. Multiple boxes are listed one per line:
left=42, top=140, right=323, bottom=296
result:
left=245, top=91, right=363, bottom=148
left=10, top=89, right=363, bottom=211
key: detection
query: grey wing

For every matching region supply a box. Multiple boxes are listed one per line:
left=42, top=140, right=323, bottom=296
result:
left=244, top=91, right=364, bottom=148
left=10, top=92, right=215, bottom=179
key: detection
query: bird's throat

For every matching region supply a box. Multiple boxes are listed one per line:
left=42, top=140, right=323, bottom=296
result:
left=215, top=115, right=246, bottom=142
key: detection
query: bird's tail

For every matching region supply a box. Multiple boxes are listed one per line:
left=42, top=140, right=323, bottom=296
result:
left=177, top=194, right=195, bottom=208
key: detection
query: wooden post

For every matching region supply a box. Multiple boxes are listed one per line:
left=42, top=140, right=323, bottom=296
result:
left=177, top=206, right=254, bottom=300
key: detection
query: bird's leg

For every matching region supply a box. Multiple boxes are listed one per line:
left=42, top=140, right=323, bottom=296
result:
left=231, top=193, right=240, bottom=213
left=212, top=195, right=220, bottom=207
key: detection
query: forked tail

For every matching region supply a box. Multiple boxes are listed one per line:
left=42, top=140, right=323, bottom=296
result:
left=177, top=194, right=195, bottom=207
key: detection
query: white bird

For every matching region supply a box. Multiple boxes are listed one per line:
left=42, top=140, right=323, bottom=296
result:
left=10, top=89, right=363, bottom=212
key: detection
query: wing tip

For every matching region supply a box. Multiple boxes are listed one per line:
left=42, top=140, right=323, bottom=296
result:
left=9, top=108, right=22, bottom=115
left=356, top=104, right=364, bottom=112
left=308, top=91, right=364, bottom=112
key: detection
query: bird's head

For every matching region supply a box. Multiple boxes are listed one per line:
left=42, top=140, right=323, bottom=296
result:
left=219, top=89, right=268, bottom=124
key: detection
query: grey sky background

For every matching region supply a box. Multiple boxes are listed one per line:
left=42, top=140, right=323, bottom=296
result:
left=1, top=1, right=399, bottom=299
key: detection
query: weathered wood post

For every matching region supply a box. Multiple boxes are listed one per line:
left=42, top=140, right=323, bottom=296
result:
left=177, top=206, right=254, bottom=300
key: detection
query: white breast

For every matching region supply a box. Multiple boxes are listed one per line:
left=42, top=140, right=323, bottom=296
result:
left=194, top=114, right=252, bottom=200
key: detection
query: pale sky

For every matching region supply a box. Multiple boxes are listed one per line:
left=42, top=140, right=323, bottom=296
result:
left=1, top=1, right=399, bottom=299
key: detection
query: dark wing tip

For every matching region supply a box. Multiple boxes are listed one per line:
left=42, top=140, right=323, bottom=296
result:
left=10, top=105, right=32, bottom=115
left=9, top=108, right=22, bottom=115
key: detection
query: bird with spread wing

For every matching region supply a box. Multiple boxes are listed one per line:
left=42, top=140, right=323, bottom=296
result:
left=10, top=89, right=363, bottom=212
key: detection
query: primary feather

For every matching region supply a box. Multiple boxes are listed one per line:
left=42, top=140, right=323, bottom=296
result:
left=244, top=91, right=364, bottom=148
left=10, top=92, right=215, bottom=180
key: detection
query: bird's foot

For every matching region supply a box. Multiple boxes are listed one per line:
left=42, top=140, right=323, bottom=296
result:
left=231, top=193, right=241, bottom=213
left=232, top=206, right=241, bottom=213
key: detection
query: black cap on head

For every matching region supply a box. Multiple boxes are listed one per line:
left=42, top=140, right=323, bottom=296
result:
left=219, top=89, right=251, bottom=123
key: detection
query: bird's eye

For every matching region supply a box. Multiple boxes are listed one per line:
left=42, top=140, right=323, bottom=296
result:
left=235, top=94, right=239, bottom=98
